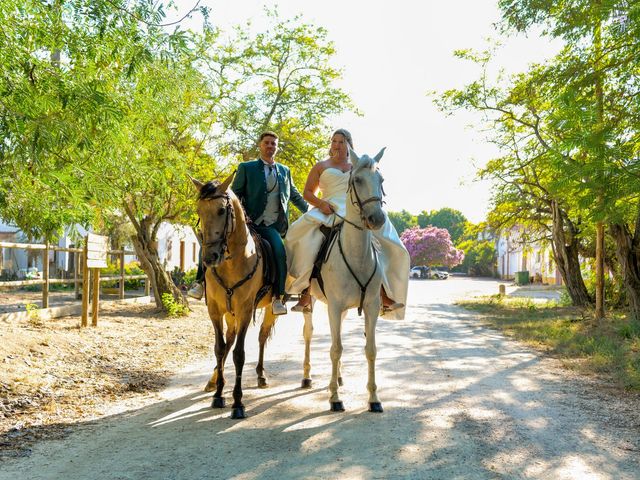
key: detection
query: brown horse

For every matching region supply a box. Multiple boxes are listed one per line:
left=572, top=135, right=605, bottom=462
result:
left=191, top=173, right=277, bottom=419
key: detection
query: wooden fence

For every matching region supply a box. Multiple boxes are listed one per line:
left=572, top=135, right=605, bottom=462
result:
left=0, top=239, right=149, bottom=327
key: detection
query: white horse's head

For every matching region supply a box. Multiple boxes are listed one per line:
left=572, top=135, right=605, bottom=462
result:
left=348, top=147, right=386, bottom=230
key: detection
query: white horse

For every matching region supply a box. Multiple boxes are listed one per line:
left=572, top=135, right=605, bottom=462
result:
left=301, top=147, right=387, bottom=412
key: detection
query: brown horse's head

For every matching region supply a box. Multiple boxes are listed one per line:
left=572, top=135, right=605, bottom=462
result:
left=191, top=172, right=236, bottom=268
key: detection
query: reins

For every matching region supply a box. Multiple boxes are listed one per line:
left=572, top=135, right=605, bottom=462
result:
left=324, top=165, right=385, bottom=316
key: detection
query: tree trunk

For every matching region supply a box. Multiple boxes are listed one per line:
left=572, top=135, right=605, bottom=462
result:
left=128, top=213, right=188, bottom=310
left=609, top=201, right=640, bottom=321
left=550, top=201, right=592, bottom=306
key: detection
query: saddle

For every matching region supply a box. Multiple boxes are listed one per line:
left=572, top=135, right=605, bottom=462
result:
left=311, top=223, right=343, bottom=297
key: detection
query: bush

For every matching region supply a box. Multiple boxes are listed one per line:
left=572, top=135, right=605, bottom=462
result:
left=161, top=293, right=189, bottom=317
left=582, top=269, right=626, bottom=308
left=170, top=267, right=198, bottom=288
left=100, top=261, right=146, bottom=290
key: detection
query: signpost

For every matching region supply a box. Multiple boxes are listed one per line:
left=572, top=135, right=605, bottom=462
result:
left=82, top=233, right=108, bottom=327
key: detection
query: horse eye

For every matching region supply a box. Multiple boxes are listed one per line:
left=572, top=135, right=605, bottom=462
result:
left=354, top=177, right=362, bottom=184
left=217, top=207, right=226, bottom=216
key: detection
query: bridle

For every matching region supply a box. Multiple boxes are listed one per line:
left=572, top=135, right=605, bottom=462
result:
left=196, top=184, right=260, bottom=315
left=196, top=190, right=236, bottom=259
left=332, top=165, right=386, bottom=230
left=330, top=164, right=386, bottom=315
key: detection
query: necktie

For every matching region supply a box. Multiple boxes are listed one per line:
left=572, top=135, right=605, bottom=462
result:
left=266, top=165, right=277, bottom=192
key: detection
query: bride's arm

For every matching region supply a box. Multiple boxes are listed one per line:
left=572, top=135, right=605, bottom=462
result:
left=303, top=164, right=334, bottom=214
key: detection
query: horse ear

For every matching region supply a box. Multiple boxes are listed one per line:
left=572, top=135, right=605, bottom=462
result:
left=348, top=146, right=360, bottom=165
left=189, top=175, right=204, bottom=192
left=219, top=170, right=236, bottom=192
left=373, top=147, right=386, bottom=163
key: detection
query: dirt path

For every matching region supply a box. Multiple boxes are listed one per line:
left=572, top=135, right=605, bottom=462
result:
left=1, top=278, right=639, bottom=479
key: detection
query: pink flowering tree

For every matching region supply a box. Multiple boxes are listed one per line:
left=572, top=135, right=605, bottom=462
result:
left=400, top=226, right=464, bottom=267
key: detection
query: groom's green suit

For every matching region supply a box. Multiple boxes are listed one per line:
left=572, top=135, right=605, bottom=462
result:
left=231, top=159, right=308, bottom=296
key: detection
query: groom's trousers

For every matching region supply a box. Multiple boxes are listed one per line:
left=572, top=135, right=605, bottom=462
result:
left=254, top=224, right=286, bottom=297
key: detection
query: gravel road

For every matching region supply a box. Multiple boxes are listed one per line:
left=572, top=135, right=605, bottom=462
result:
left=2, top=277, right=639, bottom=479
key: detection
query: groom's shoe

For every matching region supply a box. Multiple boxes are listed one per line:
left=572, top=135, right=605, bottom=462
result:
left=187, top=282, right=204, bottom=300
left=272, top=298, right=288, bottom=315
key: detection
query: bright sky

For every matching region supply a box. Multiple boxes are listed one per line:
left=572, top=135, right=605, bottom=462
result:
left=181, top=0, right=560, bottom=223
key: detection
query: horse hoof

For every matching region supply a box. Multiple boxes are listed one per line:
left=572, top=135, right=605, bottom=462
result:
left=369, top=402, right=383, bottom=413
left=257, top=377, right=268, bottom=388
left=330, top=401, right=345, bottom=412
left=301, top=378, right=313, bottom=389
left=211, top=397, right=225, bottom=409
left=338, top=377, right=344, bottom=387
left=231, top=406, right=246, bottom=419
left=204, top=381, right=216, bottom=393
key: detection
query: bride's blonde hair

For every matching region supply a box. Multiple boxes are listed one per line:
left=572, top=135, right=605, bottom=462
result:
left=329, top=128, right=353, bottom=158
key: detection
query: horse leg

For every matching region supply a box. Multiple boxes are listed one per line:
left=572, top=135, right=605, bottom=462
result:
left=205, top=325, right=236, bottom=392
left=211, top=321, right=227, bottom=408
left=301, top=308, right=314, bottom=389
left=337, top=310, right=346, bottom=387
left=364, top=304, right=382, bottom=413
left=230, top=320, right=250, bottom=419
left=327, top=304, right=345, bottom=412
left=256, top=308, right=276, bottom=388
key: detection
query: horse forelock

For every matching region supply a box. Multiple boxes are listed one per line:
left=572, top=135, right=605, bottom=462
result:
left=355, top=155, right=376, bottom=172
left=198, top=181, right=221, bottom=200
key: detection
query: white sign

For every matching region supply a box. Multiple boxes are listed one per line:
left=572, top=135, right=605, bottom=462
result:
left=86, top=233, right=108, bottom=268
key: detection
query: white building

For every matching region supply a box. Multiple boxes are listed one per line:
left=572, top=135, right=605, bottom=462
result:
left=496, top=227, right=562, bottom=285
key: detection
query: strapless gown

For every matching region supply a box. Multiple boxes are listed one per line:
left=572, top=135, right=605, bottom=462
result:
left=285, top=167, right=409, bottom=319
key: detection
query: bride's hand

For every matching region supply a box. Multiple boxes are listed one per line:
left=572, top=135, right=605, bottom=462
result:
left=318, top=200, right=334, bottom=215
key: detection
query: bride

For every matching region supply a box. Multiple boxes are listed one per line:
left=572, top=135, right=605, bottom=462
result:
left=285, top=128, right=410, bottom=319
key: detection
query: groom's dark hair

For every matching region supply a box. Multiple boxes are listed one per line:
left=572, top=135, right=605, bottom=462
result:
left=259, top=131, right=279, bottom=142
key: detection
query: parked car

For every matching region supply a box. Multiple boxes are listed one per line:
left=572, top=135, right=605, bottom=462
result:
left=409, top=266, right=429, bottom=279
left=430, top=269, right=449, bottom=280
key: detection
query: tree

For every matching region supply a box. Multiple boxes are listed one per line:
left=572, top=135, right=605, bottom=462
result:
left=0, top=2, right=356, bottom=311
left=400, top=226, right=464, bottom=268
left=458, top=239, right=496, bottom=276
left=493, top=0, right=640, bottom=319
left=417, top=208, right=467, bottom=245
left=387, top=210, right=418, bottom=236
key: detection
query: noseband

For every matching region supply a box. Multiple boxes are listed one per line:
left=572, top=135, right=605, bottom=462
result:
left=346, top=167, right=386, bottom=227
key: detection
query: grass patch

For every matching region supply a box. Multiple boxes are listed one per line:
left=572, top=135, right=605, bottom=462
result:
left=458, top=295, right=640, bottom=391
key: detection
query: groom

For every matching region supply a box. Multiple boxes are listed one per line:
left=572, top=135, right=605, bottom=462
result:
left=188, top=131, right=308, bottom=315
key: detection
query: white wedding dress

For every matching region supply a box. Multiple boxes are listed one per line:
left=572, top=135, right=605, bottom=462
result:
left=285, top=167, right=410, bottom=319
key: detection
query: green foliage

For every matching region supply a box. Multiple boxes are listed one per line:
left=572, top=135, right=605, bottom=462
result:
left=161, top=292, right=189, bottom=317
left=100, top=261, right=145, bottom=289
left=387, top=210, right=418, bottom=236
left=0, top=1, right=354, bottom=305
left=25, top=303, right=43, bottom=327
left=417, top=208, right=467, bottom=245
left=182, top=268, right=198, bottom=287
left=458, top=239, right=496, bottom=276
left=437, top=0, right=640, bottom=316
